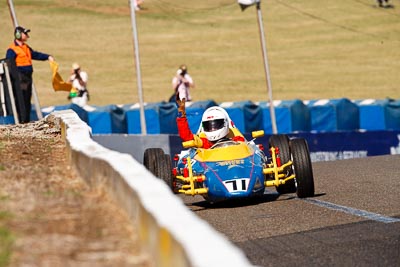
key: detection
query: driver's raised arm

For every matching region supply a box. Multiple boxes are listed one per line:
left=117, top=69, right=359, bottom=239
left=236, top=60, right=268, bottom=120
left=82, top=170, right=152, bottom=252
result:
left=176, top=98, right=208, bottom=148
left=176, top=98, right=243, bottom=149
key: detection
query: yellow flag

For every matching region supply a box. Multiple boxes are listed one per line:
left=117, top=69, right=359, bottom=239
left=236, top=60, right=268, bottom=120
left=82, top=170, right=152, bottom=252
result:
left=49, top=61, right=73, bottom=92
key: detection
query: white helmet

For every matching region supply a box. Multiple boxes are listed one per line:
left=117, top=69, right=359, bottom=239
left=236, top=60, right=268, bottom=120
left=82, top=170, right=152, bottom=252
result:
left=201, top=107, right=229, bottom=142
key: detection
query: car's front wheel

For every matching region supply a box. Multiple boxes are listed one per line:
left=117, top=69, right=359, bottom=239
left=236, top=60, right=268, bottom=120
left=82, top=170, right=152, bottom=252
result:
left=143, top=148, right=164, bottom=175
left=290, top=138, right=315, bottom=198
left=143, top=148, right=173, bottom=191
left=155, top=154, right=173, bottom=189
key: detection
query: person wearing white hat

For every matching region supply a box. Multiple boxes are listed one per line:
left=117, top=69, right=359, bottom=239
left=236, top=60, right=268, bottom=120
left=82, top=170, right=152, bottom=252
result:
left=68, top=63, right=89, bottom=107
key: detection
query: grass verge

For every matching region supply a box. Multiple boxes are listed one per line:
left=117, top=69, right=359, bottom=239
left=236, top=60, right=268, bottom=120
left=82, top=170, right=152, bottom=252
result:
left=0, top=0, right=399, bottom=106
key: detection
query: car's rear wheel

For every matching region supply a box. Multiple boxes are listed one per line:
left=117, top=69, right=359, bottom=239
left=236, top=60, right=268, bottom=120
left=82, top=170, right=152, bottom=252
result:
left=269, top=134, right=296, bottom=194
left=143, top=148, right=164, bottom=175
left=290, top=138, right=314, bottom=198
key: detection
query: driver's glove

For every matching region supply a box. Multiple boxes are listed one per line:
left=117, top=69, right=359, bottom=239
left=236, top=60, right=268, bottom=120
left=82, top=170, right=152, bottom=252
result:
left=177, top=98, right=186, bottom=118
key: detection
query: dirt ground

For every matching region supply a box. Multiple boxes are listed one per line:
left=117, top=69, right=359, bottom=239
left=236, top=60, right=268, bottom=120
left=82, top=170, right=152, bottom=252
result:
left=0, top=119, right=152, bottom=267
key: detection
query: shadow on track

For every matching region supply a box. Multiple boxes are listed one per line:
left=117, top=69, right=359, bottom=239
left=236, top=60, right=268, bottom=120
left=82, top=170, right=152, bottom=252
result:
left=188, top=192, right=281, bottom=210
left=185, top=191, right=326, bottom=211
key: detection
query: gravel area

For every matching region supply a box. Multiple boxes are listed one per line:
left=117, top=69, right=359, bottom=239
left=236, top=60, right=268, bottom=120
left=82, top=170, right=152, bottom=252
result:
left=0, top=119, right=151, bottom=267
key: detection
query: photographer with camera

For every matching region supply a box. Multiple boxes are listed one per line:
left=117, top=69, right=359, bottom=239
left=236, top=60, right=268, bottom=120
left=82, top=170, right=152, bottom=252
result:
left=171, top=64, right=195, bottom=102
left=68, top=62, right=89, bottom=107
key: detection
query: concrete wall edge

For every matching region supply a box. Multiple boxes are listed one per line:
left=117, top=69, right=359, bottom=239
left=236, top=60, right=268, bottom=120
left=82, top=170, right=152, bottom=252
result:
left=48, top=109, right=254, bottom=267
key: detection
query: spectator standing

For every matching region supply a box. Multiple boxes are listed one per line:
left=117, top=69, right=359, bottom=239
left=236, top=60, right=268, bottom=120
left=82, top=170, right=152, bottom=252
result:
left=134, top=0, right=144, bottom=11
left=171, top=64, right=195, bottom=102
left=5, top=26, right=54, bottom=123
left=68, top=63, right=89, bottom=107
left=377, top=0, right=390, bottom=7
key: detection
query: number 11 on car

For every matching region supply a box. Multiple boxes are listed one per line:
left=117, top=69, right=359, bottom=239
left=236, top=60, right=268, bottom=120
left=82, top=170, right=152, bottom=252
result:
left=223, top=178, right=250, bottom=192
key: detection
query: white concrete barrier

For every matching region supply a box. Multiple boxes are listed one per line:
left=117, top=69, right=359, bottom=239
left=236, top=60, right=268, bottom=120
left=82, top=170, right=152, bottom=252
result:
left=48, top=110, right=255, bottom=267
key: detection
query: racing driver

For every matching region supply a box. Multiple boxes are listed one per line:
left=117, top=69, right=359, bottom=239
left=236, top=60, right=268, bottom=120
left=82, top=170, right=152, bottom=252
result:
left=176, top=98, right=245, bottom=148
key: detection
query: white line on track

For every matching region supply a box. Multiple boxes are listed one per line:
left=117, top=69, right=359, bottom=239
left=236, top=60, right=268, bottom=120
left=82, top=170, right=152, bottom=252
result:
left=303, top=198, right=400, bottom=224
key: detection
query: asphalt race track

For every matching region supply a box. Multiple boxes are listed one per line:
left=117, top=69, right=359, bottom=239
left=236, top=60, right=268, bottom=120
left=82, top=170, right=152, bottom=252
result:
left=180, top=155, right=400, bottom=267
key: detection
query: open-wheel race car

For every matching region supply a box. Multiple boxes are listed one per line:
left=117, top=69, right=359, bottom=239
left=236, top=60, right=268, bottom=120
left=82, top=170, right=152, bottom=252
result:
left=143, top=130, right=315, bottom=204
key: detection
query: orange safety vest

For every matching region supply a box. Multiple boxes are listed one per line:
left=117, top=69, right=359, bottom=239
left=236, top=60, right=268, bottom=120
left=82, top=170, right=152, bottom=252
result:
left=8, top=42, right=32, bottom=67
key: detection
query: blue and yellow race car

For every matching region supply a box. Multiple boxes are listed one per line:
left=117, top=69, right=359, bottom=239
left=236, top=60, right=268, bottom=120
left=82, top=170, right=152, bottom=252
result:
left=144, top=131, right=314, bottom=203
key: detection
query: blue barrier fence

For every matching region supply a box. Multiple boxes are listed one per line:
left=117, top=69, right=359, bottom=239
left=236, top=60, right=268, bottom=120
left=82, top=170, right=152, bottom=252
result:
left=93, top=130, right=400, bottom=163
left=1, top=98, right=400, bottom=135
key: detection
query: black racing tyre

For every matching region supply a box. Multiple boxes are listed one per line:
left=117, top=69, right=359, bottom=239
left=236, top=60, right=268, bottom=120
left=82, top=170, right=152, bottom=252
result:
left=143, top=148, right=164, bottom=175
left=290, top=138, right=315, bottom=198
left=155, top=154, right=173, bottom=189
left=269, top=134, right=296, bottom=194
